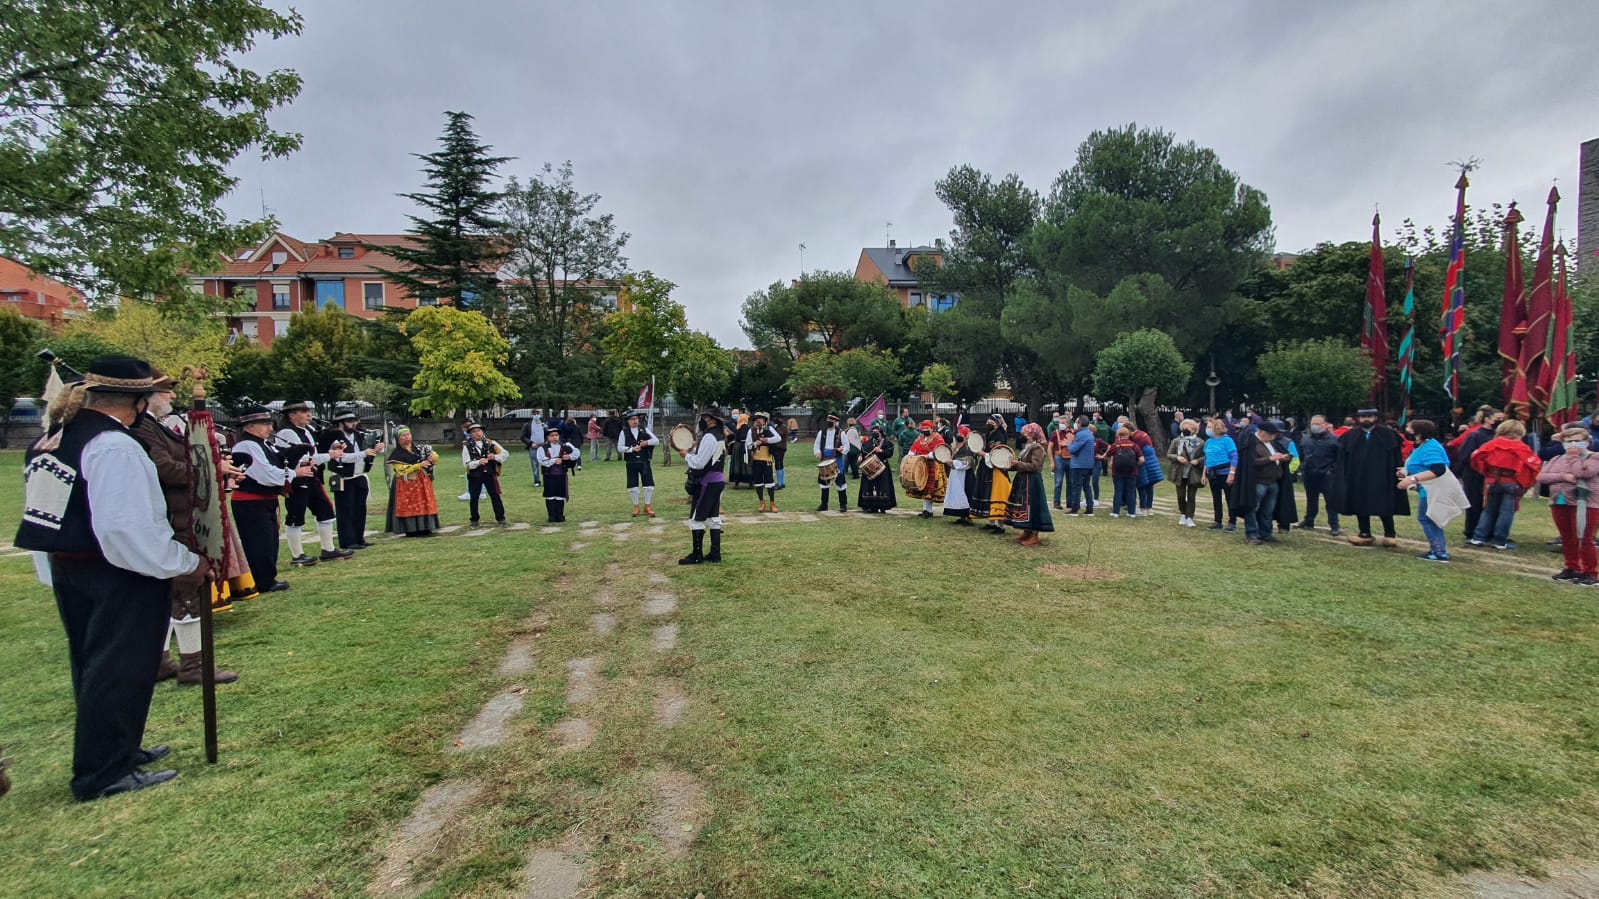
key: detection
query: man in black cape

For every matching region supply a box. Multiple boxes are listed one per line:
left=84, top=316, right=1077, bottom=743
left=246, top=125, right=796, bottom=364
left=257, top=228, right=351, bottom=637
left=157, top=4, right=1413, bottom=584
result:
left=1228, top=418, right=1298, bottom=543
left=1332, top=407, right=1410, bottom=546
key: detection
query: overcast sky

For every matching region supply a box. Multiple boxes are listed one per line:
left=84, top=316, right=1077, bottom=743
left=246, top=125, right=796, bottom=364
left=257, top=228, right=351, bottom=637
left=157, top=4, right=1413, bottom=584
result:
left=225, top=0, right=1597, bottom=347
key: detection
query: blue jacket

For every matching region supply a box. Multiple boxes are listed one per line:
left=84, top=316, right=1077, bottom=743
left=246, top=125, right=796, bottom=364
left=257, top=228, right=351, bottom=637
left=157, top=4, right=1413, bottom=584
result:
left=1067, top=426, right=1096, bottom=469
left=1203, top=435, right=1238, bottom=472
left=1138, top=444, right=1165, bottom=485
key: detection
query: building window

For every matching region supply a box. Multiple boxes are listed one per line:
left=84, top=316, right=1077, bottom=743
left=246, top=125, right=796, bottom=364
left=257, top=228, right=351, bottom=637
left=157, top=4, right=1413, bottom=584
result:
left=338, top=247, right=355, bottom=259
left=240, top=320, right=258, bottom=340
left=272, top=286, right=290, bottom=310
left=908, top=292, right=923, bottom=308
left=363, top=282, right=384, bottom=310
left=273, top=319, right=289, bottom=337
left=931, top=294, right=957, bottom=313
left=595, top=292, right=618, bottom=311
left=417, top=296, right=437, bottom=306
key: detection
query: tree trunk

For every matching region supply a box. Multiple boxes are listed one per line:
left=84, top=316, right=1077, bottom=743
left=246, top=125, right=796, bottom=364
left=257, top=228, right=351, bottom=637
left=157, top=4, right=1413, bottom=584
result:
left=1138, top=388, right=1168, bottom=455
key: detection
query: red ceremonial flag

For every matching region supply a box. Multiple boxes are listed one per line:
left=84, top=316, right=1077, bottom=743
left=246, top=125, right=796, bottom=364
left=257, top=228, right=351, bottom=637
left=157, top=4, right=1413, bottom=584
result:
left=1362, top=213, right=1389, bottom=409
left=1439, top=174, right=1468, bottom=402
left=1518, top=186, right=1559, bottom=413
left=1547, top=241, right=1578, bottom=427
left=635, top=381, right=653, bottom=414
left=1497, top=203, right=1527, bottom=407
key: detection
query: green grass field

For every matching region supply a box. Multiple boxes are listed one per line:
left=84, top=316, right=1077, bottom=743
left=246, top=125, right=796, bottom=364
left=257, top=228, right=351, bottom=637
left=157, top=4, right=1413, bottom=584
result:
left=3, top=447, right=1599, bottom=897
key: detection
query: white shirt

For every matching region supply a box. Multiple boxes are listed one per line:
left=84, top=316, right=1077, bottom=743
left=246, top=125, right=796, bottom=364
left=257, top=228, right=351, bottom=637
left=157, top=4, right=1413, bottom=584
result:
left=686, top=432, right=724, bottom=470
left=232, top=439, right=295, bottom=486
left=335, top=430, right=368, bottom=478
left=462, top=439, right=508, bottom=469
left=34, top=425, right=199, bottom=587
left=275, top=426, right=329, bottom=466
left=813, top=428, right=846, bottom=458
left=744, top=425, right=781, bottom=458
left=536, top=443, right=578, bottom=469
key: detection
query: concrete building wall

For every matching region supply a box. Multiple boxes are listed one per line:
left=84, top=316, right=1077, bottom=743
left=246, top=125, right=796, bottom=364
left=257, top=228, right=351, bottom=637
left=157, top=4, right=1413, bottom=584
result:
left=1581, top=137, right=1599, bottom=274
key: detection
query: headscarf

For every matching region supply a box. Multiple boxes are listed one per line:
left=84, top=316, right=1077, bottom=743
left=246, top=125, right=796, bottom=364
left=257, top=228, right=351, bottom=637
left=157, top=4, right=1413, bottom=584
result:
left=957, top=425, right=971, bottom=438
left=1021, top=422, right=1045, bottom=444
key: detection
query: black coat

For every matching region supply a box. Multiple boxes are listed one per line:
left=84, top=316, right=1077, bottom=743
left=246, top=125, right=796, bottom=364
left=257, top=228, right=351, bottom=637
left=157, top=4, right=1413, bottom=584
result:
left=1229, top=434, right=1299, bottom=529
left=1332, top=425, right=1410, bottom=517
left=1298, top=430, right=1340, bottom=477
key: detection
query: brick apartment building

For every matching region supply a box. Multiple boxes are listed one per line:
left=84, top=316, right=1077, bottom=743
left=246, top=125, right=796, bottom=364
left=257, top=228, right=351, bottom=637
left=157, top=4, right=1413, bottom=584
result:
left=192, top=231, right=622, bottom=347
left=854, top=239, right=956, bottom=311
left=0, top=255, right=88, bottom=331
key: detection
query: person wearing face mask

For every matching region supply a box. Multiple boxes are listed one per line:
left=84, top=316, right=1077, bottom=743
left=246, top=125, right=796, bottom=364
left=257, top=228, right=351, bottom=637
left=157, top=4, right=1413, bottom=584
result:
left=1297, top=415, right=1342, bottom=536
left=1332, top=407, right=1409, bottom=546
left=14, top=357, right=209, bottom=801
left=1202, top=417, right=1238, bottom=530
left=1398, top=419, right=1464, bottom=563
left=129, top=379, right=240, bottom=687
left=1538, top=427, right=1599, bottom=585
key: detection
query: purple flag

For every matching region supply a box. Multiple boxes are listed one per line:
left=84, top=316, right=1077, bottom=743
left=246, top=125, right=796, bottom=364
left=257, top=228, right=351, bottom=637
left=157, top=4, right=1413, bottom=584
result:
left=858, top=393, right=887, bottom=431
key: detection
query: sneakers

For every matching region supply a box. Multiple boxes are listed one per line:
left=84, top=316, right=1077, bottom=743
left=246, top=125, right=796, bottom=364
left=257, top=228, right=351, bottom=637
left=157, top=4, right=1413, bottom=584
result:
left=1466, top=538, right=1486, bottom=547
left=1553, top=569, right=1580, bottom=581
left=1492, top=542, right=1511, bottom=551
left=1578, top=575, right=1599, bottom=587
left=1208, top=523, right=1224, bottom=530
left=1329, top=527, right=1343, bottom=537
left=1246, top=538, right=1263, bottom=545
left=1297, top=520, right=1314, bottom=530
left=290, top=554, right=318, bottom=568
left=1224, top=524, right=1236, bottom=533
left=1109, top=512, right=1119, bottom=518
left=1416, top=552, right=1451, bottom=563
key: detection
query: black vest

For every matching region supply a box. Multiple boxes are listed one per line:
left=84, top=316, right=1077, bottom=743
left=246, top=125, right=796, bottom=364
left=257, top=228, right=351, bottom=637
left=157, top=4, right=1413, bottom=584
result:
left=325, top=429, right=364, bottom=478
left=233, top=435, right=287, bottom=495
left=14, top=411, right=128, bottom=554
left=695, top=432, right=726, bottom=474
left=465, top=439, right=500, bottom=477
left=620, top=426, right=655, bottom=461
left=284, top=425, right=322, bottom=480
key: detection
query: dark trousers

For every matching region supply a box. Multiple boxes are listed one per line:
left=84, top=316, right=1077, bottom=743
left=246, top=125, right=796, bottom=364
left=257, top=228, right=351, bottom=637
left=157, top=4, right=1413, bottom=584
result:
left=52, top=557, right=170, bottom=800
left=1356, top=514, right=1397, bottom=538
left=1472, top=483, right=1520, bottom=545
left=1091, top=460, right=1102, bottom=500
left=333, top=475, right=369, bottom=548
left=1067, top=467, right=1094, bottom=512
left=1461, top=489, right=1483, bottom=541
left=284, top=479, right=335, bottom=526
left=232, top=498, right=281, bottom=588
left=1207, top=467, right=1232, bottom=525
left=1301, top=471, right=1338, bottom=529
left=1174, top=480, right=1199, bottom=518
left=1137, top=481, right=1155, bottom=510
left=469, top=473, right=505, bottom=522
left=1246, top=482, right=1280, bottom=540
left=1112, top=476, right=1138, bottom=515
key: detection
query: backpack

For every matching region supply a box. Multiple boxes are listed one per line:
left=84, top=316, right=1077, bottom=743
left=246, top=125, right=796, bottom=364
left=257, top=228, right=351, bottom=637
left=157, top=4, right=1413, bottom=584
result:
left=1112, top=443, right=1139, bottom=476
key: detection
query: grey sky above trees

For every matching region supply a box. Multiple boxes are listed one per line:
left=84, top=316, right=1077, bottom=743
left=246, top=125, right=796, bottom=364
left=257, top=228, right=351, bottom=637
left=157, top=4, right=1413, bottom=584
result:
left=226, top=0, right=1594, bottom=346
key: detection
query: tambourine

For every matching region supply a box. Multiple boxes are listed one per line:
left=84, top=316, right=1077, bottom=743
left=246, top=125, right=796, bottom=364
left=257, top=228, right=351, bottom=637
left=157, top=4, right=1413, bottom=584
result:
left=966, top=431, right=986, bottom=453
left=931, top=443, right=953, bottom=465
left=669, top=423, right=697, bottom=453
left=987, top=444, right=1015, bottom=470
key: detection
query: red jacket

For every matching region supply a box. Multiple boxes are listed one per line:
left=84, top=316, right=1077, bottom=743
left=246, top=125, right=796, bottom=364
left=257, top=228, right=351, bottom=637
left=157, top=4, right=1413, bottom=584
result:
left=1469, top=437, right=1542, bottom=491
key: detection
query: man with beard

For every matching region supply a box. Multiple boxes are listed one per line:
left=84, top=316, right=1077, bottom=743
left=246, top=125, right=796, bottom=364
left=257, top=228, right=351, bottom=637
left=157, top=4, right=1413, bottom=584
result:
left=1333, top=407, right=1410, bottom=546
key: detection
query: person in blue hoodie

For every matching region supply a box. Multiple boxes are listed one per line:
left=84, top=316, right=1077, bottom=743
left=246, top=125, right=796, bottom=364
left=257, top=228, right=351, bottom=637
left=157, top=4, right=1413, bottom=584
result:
left=1203, top=417, right=1239, bottom=530
left=1065, top=416, right=1098, bottom=515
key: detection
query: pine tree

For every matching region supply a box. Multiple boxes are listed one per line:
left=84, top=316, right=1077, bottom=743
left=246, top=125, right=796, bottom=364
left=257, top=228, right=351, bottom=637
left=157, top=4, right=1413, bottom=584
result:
left=373, top=111, right=510, bottom=312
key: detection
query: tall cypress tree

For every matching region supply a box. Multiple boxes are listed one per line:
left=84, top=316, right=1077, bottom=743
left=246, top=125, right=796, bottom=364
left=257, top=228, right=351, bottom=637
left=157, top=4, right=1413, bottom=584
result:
left=373, top=111, right=510, bottom=313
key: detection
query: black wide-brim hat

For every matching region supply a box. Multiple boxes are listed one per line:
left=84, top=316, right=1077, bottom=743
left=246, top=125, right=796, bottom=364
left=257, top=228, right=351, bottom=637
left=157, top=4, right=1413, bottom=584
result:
left=83, top=355, right=172, bottom=393
left=698, top=407, right=728, bottom=423
left=237, top=404, right=274, bottom=425
left=280, top=400, right=312, bottom=414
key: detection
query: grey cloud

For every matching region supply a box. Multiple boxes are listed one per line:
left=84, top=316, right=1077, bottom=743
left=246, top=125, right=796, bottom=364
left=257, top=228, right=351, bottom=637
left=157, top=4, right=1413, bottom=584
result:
left=227, top=0, right=1598, bottom=346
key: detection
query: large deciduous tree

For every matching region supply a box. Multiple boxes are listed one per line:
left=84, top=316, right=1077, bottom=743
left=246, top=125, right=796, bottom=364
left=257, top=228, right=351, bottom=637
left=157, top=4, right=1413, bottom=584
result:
left=739, top=271, right=905, bottom=359
left=64, top=300, right=230, bottom=399
left=0, top=1, right=303, bottom=300
left=374, top=111, right=509, bottom=313
left=668, top=331, right=734, bottom=412
left=267, top=306, right=369, bottom=413
left=783, top=348, right=905, bottom=421
left=1092, top=329, right=1192, bottom=448
left=402, top=306, right=519, bottom=425
left=600, top=272, right=685, bottom=401
left=502, top=161, right=629, bottom=409
left=1257, top=339, right=1373, bottom=422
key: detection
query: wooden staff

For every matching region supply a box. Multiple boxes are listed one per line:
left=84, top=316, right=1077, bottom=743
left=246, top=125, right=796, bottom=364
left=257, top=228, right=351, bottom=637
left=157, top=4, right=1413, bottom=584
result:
left=183, top=366, right=224, bottom=764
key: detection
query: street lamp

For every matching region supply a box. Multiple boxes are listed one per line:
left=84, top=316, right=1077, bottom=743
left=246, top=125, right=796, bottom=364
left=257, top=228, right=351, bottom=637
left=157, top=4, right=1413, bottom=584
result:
left=1206, top=356, right=1221, bottom=415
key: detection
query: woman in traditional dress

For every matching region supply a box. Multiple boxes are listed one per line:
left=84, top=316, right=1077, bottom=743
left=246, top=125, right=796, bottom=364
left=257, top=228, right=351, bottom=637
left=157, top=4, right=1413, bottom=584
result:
left=1006, top=422, right=1056, bottom=546
left=857, top=425, right=897, bottom=513
left=978, top=414, right=1012, bottom=533
left=726, top=412, right=751, bottom=489
left=385, top=427, right=440, bottom=537
left=905, top=420, right=948, bottom=517
left=944, top=424, right=977, bottom=525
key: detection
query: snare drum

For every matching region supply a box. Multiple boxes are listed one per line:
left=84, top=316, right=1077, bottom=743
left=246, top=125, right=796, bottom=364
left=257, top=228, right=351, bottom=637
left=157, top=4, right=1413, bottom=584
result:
left=669, top=423, right=697, bottom=454
left=987, top=444, right=1016, bottom=470
left=817, top=459, right=840, bottom=483
left=859, top=454, right=887, bottom=480
left=931, top=443, right=953, bottom=465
